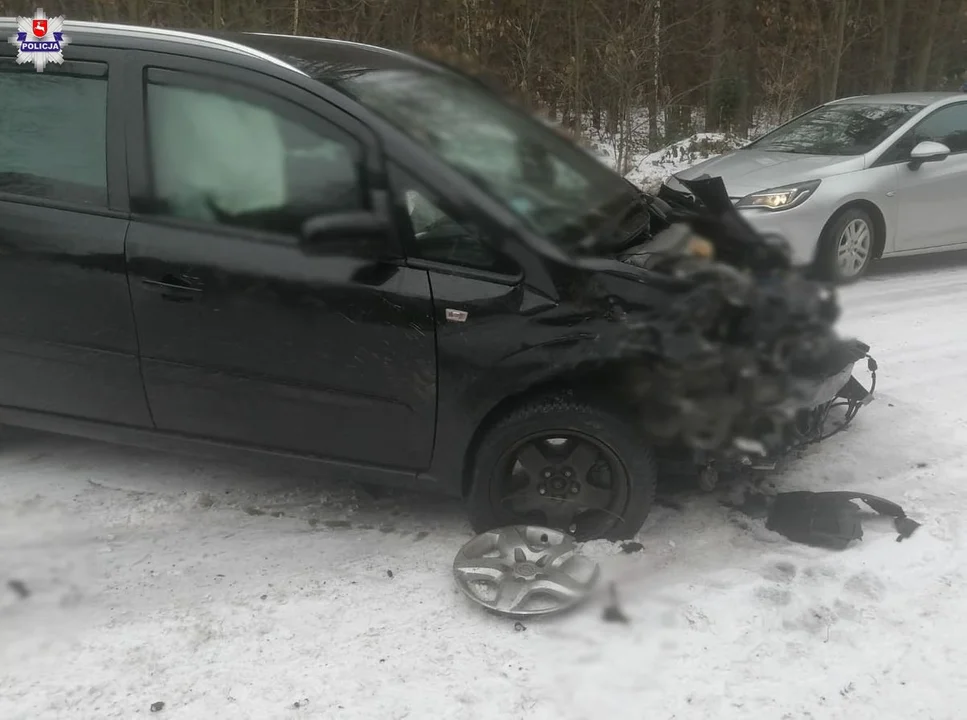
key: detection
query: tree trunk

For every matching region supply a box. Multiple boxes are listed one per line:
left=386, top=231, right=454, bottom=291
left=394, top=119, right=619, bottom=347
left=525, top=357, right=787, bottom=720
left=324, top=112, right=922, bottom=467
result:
left=649, top=0, right=661, bottom=147
left=705, top=0, right=728, bottom=132
left=400, top=0, right=422, bottom=49
left=875, top=0, right=907, bottom=92
left=735, top=0, right=756, bottom=134
left=926, top=0, right=966, bottom=86
left=827, top=0, right=849, bottom=100
left=911, top=0, right=945, bottom=88
left=666, top=105, right=691, bottom=140
left=570, top=0, right=583, bottom=131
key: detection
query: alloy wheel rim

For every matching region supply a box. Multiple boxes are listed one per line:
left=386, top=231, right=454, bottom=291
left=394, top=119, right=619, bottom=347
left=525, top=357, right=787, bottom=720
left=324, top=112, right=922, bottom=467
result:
left=493, top=432, right=629, bottom=540
left=836, top=218, right=872, bottom=277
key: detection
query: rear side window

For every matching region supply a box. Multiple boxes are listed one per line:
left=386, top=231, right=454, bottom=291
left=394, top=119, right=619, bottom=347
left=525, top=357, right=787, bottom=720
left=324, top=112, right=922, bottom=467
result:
left=143, top=69, right=364, bottom=237
left=0, top=62, right=108, bottom=206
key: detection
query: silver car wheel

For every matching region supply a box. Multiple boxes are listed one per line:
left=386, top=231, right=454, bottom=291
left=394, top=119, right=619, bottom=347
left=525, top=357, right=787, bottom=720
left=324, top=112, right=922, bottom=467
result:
left=836, top=218, right=872, bottom=277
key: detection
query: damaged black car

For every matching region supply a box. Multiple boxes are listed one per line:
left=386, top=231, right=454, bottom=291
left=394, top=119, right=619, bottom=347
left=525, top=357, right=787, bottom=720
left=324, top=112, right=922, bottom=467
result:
left=0, top=22, right=873, bottom=541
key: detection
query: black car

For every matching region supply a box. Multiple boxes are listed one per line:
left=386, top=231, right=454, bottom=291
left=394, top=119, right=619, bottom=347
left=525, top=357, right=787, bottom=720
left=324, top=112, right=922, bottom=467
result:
left=0, top=20, right=871, bottom=540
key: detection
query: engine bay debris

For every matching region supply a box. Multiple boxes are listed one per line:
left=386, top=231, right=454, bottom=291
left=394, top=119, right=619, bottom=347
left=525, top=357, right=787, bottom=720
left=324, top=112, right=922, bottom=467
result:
left=568, top=175, right=877, bottom=461
left=766, top=490, right=921, bottom=549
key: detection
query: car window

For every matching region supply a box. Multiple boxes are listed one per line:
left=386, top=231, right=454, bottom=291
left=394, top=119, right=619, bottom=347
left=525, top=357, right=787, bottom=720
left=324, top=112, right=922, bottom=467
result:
left=145, top=72, right=363, bottom=236
left=880, top=103, right=967, bottom=163
left=392, top=168, right=517, bottom=274
left=910, top=103, right=967, bottom=153
left=324, top=67, right=638, bottom=251
left=0, top=63, right=108, bottom=206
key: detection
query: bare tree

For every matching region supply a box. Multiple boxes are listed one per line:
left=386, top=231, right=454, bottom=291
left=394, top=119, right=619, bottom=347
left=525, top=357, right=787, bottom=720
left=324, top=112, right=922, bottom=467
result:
left=33, top=0, right=963, bottom=158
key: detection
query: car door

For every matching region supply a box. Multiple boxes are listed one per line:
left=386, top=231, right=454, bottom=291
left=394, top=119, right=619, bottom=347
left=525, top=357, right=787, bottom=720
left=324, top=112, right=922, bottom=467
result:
left=891, top=102, right=967, bottom=251
left=385, top=163, right=543, bottom=477
left=122, top=53, right=437, bottom=470
left=0, top=48, right=152, bottom=426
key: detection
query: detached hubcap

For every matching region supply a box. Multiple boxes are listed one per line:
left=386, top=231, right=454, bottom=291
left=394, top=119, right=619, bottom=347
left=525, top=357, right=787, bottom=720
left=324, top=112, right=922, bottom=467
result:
left=837, top=218, right=872, bottom=277
left=452, top=526, right=599, bottom=616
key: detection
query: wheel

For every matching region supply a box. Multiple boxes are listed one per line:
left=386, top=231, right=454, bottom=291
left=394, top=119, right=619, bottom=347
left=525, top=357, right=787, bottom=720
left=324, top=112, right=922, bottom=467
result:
left=814, top=207, right=876, bottom=283
left=466, top=395, right=657, bottom=541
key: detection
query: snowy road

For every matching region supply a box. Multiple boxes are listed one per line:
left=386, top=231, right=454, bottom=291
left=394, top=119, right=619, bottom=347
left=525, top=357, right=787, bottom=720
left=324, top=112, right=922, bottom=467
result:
left=3, top=251, right=967, bottom=720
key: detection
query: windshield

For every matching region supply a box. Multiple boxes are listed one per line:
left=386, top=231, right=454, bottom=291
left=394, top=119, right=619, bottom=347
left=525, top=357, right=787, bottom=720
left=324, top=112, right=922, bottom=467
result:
left=329, top=68, right=636, bottom=248
left=748, top=102, right=923, bottom=155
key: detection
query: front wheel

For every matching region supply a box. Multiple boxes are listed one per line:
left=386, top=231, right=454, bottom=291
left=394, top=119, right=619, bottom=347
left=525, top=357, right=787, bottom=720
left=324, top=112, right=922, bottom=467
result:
left=466, top=396, right=657, bottom=541
left=814, top=207, right=876, bottom=283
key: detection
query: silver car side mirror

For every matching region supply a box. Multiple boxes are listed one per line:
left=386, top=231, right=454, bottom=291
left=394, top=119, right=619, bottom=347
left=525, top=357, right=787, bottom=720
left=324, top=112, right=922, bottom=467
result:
left=908, top=140, right=951, bottom=170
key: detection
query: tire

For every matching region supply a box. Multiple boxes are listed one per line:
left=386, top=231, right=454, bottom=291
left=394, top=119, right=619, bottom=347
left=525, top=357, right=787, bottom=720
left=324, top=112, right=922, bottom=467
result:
left=466, top=394, right=657, bottom=541
left=814, top=207, right=876, bottom=284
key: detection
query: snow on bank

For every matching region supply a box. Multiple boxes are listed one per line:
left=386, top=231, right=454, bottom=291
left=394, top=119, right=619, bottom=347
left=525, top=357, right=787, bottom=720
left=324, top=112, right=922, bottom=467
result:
left=625, top=132, right=746, bottom=192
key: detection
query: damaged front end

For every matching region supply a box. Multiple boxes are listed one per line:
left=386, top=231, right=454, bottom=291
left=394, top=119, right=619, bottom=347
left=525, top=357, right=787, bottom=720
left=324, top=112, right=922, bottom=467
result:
left=568, top=176, right=876, bottom=477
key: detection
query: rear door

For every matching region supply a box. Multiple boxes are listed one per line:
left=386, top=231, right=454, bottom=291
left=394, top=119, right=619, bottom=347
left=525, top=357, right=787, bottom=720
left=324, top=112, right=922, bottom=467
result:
left=891, top=101, right=967, bottom=251
left=121, top=53, right=437, bottom=469
left=0, top=47, right=151, bottom=426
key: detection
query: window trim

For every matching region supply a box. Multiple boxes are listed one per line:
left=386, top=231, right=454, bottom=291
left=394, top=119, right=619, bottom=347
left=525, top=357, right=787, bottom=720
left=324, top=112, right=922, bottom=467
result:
left=0, top=49, right=127, bottom=215
left=122, top=51, right=403, bottom=255
left=388, top=162, right=523, bottom=281
left=871, top=101, right=967, bottom=168
left=405, top=256, right=523, bottom=285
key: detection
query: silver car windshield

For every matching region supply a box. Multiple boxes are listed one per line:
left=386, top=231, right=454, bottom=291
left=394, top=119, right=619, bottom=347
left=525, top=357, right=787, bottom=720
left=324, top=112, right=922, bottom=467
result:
left=332, top=68, right=636, bottom=247
left=748, top=102, right=923, bottom=156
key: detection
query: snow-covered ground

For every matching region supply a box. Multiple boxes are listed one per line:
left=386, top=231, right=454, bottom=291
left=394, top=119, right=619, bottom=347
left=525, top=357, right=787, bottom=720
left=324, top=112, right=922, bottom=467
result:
left=4, top=250, right=967, bottom=720
left=589, top=132, right=747, bottom=192
left=624, top=132, right=746, bottom=191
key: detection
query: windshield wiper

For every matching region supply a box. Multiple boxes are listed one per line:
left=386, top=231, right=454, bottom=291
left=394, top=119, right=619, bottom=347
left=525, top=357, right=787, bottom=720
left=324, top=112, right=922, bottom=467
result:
left=757, top=143, right=815, bottom=154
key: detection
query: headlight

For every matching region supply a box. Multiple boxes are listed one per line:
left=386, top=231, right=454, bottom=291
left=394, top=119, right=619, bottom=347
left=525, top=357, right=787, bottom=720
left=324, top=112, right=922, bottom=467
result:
left=736, top=179, right=821, bottom=211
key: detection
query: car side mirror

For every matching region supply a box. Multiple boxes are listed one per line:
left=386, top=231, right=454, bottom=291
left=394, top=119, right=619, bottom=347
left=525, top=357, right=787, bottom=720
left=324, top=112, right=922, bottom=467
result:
left=908, top=140, right=950, bottom=170
left=299, top=211, right=391, bottom=255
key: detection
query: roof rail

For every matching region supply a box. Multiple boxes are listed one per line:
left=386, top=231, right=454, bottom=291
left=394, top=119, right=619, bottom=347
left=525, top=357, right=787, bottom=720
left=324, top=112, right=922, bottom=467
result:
left=0, top=17, right=307, bottom=76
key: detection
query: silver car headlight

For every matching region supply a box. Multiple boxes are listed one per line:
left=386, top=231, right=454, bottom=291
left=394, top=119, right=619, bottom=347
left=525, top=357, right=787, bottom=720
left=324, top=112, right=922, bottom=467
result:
left=735, top=179, right=821, bottom=211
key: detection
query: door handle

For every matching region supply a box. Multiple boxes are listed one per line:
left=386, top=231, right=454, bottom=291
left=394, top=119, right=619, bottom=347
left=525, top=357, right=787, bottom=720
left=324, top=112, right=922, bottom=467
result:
left=141, top=274, right=203, bottom=302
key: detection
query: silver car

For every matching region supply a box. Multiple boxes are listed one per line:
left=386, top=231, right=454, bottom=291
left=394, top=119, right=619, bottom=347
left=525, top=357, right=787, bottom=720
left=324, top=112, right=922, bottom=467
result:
left=662, top=92, right=967, bottom=282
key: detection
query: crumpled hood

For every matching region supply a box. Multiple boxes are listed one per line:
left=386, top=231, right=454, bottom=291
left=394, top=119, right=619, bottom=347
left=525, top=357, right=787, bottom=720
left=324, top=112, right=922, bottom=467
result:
left=673, top=149, right=866, bottom=198
left=566, top=175, right=873, bottom=456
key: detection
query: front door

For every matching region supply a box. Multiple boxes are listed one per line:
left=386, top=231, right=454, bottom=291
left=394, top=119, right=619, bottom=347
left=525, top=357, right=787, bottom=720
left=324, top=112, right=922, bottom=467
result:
left=892, top=101, right=967, bottom=251
left=386, top=164, right=532, bottom=482
left=122, top=54, right=437, bottom=469
left=0, top=49, right=151, bottom=427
